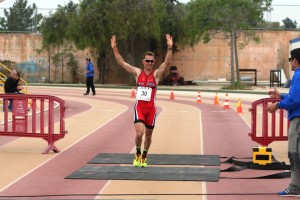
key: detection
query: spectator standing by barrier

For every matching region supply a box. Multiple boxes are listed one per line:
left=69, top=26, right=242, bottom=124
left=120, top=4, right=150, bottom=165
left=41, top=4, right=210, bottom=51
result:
left=267, top=48, right=300, bottom=197
left=83, top=58, right=96, bottom=95
left=4, top=70, right=24, bottom=111
left=111, top=34, right=173, bottom=167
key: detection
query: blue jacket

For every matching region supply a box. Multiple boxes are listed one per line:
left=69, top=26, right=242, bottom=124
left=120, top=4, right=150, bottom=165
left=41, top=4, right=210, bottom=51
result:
left=278, top=67, right=300, bottom=120
left=86, top=61, right=94, bottom=77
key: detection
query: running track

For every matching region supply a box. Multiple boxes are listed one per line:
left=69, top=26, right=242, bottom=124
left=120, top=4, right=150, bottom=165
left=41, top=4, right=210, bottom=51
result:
left=0, top=86, right=290, bottom=200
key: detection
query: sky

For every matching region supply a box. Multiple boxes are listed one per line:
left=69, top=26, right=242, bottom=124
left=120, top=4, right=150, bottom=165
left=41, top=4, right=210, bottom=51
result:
left=0, top=0, right=300, bottom=26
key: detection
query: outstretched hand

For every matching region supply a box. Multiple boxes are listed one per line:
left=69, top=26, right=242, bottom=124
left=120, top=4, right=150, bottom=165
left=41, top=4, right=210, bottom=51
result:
left=111, top=35, right=117, bottom=49
left=166, top=34, right=173, bottom=48
left=268, top=89, right=280, bottom=99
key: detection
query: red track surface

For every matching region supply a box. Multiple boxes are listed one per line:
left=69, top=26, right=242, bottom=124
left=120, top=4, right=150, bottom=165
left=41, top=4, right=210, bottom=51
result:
left=0, top=87, right=290, bottom=200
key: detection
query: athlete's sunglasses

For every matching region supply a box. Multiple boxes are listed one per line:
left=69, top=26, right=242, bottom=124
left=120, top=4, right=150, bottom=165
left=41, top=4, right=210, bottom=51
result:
left=145, top=59, right=155, bottom=63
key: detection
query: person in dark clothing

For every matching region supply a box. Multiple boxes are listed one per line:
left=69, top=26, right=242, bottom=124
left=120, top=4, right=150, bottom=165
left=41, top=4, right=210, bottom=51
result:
left=83, top=58, right=96, bottom=95
left=4, top=70, right=24, bottom=111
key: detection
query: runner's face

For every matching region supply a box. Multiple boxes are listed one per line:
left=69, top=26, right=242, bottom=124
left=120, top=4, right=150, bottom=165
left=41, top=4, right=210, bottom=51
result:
left=143, top=55, right=155, bottom=70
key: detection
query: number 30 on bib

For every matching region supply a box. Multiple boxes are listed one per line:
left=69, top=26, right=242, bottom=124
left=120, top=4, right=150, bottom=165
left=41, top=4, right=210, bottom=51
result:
left=136, top=87, right=152, bottom=101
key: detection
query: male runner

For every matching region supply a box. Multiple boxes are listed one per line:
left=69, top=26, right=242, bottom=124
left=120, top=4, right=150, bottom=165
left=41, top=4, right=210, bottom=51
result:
left=111, top=34, right=173, bottom=167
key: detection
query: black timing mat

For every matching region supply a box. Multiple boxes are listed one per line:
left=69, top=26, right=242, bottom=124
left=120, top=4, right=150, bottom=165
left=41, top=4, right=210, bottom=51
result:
left=65, top=166, right=220, bottom=182
left=88, top=153, right=220, bottom=166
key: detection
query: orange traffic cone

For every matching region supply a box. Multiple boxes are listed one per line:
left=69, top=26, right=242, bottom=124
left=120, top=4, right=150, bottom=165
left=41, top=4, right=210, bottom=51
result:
left=213, top=93, right=219, bottom=105
left=131, top=87, right=136, bottom=98
left=196, top=90, right=202, bottom=103
left=223, top=93, right=230, bottom=109
left=170, top=90, right=175, bottom=100
left=236, top=98, right=243, bottom=113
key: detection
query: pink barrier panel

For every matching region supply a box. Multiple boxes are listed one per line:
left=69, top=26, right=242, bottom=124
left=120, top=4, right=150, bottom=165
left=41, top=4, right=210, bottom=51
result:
left=249, top=98, right=289, bottom=146
left=0, top=94, right=67, bottom=154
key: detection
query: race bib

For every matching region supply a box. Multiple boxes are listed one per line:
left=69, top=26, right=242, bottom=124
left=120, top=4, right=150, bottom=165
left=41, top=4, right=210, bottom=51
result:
left=136, top=86, right=152, bottom=101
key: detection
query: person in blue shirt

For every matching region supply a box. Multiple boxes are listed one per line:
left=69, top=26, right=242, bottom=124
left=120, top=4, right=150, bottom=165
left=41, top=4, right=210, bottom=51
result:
left=267, top=48, right=300, bottom=197
left=83, top=58, right=96, bottom=95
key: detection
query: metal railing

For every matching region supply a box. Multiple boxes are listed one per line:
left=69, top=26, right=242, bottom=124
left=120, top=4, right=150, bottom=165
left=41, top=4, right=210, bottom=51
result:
left=0, top=62, right=28, bottom=94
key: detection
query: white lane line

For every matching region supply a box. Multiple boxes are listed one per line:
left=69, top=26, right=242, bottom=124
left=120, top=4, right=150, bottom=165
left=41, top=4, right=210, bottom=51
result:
left=199, top=110, right=207, bottom=200
left=0, top=108, right=127, bottom=193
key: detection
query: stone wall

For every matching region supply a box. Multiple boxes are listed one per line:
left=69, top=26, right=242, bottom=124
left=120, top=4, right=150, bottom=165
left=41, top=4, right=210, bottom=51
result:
left=1, top=31, right=300, bottom=84
left=0, top=34, right=89, bottom=83
left=172, top=30, right=300, bottom=82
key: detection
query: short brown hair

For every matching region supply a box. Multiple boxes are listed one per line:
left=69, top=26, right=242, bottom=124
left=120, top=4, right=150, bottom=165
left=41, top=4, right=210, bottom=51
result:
left=143, top=51, right=155, bottom=59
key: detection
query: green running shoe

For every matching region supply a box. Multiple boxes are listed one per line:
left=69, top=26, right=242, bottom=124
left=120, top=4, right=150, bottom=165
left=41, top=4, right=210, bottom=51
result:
left=140, top=157, right=147, bottom=167
left=133, top=154, right=141, bottom=167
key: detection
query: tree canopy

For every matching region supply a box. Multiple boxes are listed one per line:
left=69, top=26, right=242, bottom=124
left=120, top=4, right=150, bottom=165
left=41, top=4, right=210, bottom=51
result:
left=0, top=0, right=43, bottom=32
left=282, top=17, right=297, bottom=29
left=181, top=0, right=272, bottom=44
left=180, top=0, right=272, bottom=86
left=40, top=0, right=273, bottom=85
left=41, top=1, right=77, bottom=49
left=41, top=0, right=185, bottom=83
